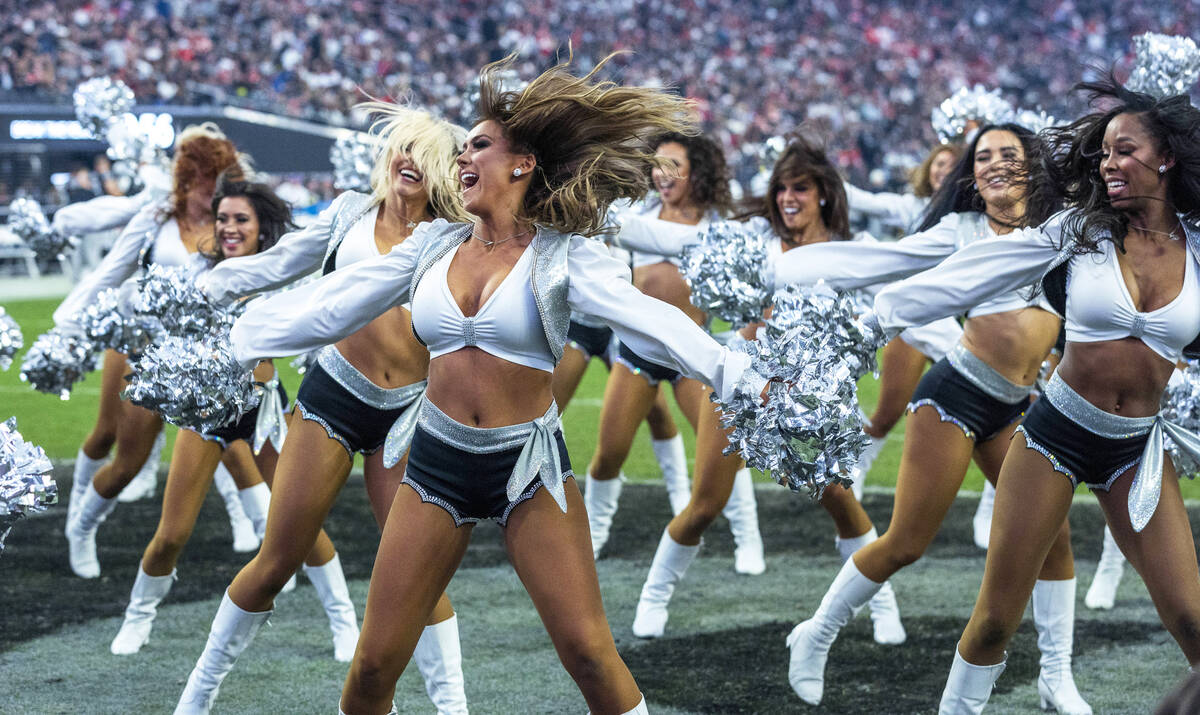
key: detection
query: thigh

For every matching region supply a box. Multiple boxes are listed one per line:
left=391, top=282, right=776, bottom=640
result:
left=96, top=349, right=130, bottom=424
left=869, top=338, right=929, bottom=435
left=552, top=346, right=591, bottom=413
left=221, top=440, right=265, bottom=489
left=157, top=430, right=224, bottom=541
left=363, top=450, right=407, bottom=530
left=644, top=386, right=679, bottom=440
left=973, top=416, right=1020, bottom=487
left=114, top=403, right=164, bottom=462
left=688, top=398, right=742, bottom=510
left=591, top=364, right=659, bottom=475
left=669, top=376, right=708, bottom=431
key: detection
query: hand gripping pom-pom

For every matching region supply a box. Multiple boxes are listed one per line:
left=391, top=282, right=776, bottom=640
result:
left=1162, top=361, right=1200, bottom=479
left=19, top=329, right=98, bottom=400
left=0, top=417, right=57, bottom=554
left=930, top=85, right=1015, bottom=143
left=330, top=132, right=379, bottom=193
left=717, top=283, right=885, bottom=498
left=1127, top=33, right=1200, bottom=100
left=7, top=198, right=79, bottom=262
left=73, top=77, right=136, bottom=140
left=680, top=221, right=773, bottom=327
left=0, top=307, right=22, bottom=371
left=123, top=335, right=259, bottom=434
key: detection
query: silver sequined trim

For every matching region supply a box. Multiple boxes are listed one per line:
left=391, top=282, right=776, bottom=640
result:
left=462, top=316, right=477, bottom=347
left=946, top=343, right=1031, bottom=404
left=317, top=345, right=427, bottom=410
left=294, top=400, right=354, bottom=456
left=1015, top=425, right=1078, bottom=487
left=417, top=399, right=560, bottom=454
left=1093, top=458, right=1143, bottom=492
left=498, top=472, right=575, bottom=526
left=401, top=476, right=480, bottom=528
left=614, top=353, right=666, bottom=387
left=1043, top=373, right=1155, bottom=440
left=907, top=398, right=975, bottom=441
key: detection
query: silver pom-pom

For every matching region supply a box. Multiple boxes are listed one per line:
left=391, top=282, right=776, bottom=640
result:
left=129, top=265, right=234, bottom=342
left=1127, top=33, right=1200, bottom=99
left=931, top=85, right=1015, bottom=143
left=124, top=335, right=259, bottom=434
left=330, top=132, right=379, bottom=192
left=19, top=329, right=97, bottom=400
left=76, top=288, right=129, bottom=352
left=718, top=283, right=884, bottom=498
left=73, top=77, right=136, bottom=140
left=1014, top=108, right=1058, bottom=136
left=1163, top=361, right=1200, bottom=479
left=7, top=197, right=79, bottom=262
left=680, top=221, right=773, bottom=327
left=0, top=417, right=57, bottom=554
left=105, top=113, right=166, bottom=176
left=0, top=307, right=21, bottom=371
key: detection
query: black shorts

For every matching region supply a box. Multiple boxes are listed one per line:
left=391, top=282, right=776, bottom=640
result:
left=1017, top=385, right=1149, bottom=491
left=202, top=382, right=289, bottom=448
left=907, top=357, right=1030, bottom=443
left=293, top=355, right=424, bottom=456
left=615, top=342, right=680, bottom=385
left=567, top=320, right=614, bottom=365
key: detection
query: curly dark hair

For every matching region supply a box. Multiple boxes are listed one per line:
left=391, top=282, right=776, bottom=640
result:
left=202, top=171, right=296, bottom=262
left=1040, top=72, right=1200, bottom=255
left=650, top=132, right=734, bottom=217
left=917, top=122, right=1058, bottom=233
left=737, top=131, right=850, bottom=240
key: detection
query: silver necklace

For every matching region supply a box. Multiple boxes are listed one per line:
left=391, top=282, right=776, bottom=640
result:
left=1131, top=221, right=1182, bottom=241
left=472, top=227, right=532, bottom=247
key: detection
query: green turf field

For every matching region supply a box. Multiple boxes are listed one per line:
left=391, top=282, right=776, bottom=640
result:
left=1, top=296, right=1197, bottom=713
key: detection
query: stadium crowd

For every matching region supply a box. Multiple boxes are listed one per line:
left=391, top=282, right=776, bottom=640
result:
left=5, top=0, right=1200, bottom=189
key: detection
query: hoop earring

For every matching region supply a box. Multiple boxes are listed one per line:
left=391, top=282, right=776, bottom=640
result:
left=512, top=168, right=523, bottom=177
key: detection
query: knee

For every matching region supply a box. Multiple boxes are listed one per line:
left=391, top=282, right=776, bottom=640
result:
left=146, top=532, right=189, bottom=565
left=247, top=556, right=302, bottom=597
left=588, top=452, right=623, bottom=481
left=345, top=652, right=401, bottom=703
left=1169, top=611, right=1200, bottom=649
left=557, top=635, right=617, bottom=691
left=970, top=610, right=1018, bottom=654
left=880, top=536, right=926, bottom=570
left=685, top=499, right=722, bottom=530
left=866, top=411, right=900, bottom=437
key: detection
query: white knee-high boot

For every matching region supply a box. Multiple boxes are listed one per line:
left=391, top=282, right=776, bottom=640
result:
left=723, top=468, right=765, bottom=575
left=212, top=464, right=258, bottom=553
left=302, top=553, right=359, bottom=662
left=111, top=565, right=177, bottom=654
left=119, top=430, right=164, bottom=502
left=1084, top=525, right=1125, bottom=610
left=939, top=647, right=1006, bottom=715
left=236, top=482, right=295, bottom=592
left=1033, top=578, right=1092, bottom=714
left=174, top=591, right=271, bottom=715
left=584, top=472, right=624, bottom=559
left=972, top=481, right=995, bottom=550
left=834, top=528, right=906, bottom=645
left=66, top=484, right=117, bottom=578
left=67, top=447, right=107, bottom=531
left=786, top=558, right=883, bottom=705
left=632, top=528, right=701, bottom=638
left=412, top=615, right=469, bottom=714
left=651, top=434, right=691, bottom=515
left=588, top=695, right=647, bottom=715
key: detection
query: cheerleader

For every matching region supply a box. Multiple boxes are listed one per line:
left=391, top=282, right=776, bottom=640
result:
left=197, top=55, right=765, bottom=715
left=775, top=124, right=1091, bottom=713
left=899, top=78, right=1200, bottom=713
left=108, top=175, right=358, bottom=658
left=60, top=124, right=258, bottom=579
left=588, top=133, right=764, bottom=574
left=845, top=142, right=961, bottom=233
left=177, top=106, right=471, bottom=714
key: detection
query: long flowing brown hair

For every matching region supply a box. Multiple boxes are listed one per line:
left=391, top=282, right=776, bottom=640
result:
left=170, top=123, right=241, bottom=219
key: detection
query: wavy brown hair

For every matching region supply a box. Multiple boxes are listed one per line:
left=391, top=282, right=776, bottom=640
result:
left=201, top=171, right=297, bottom=262
left=910, top=143, right=962, bottom=198
left=740, top=132, right=850, bottom=240
left=170, top=123, right=242, bottom=220
left=475, top=53, right=698, bottom=236
left=650, top=132, right=733, bottom=216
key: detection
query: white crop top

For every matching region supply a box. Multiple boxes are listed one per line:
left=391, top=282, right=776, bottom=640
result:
left=334, top=205, right=381, bottom=270
left=1066, top=240, right=1200, bottom=362
left=148, top=219, right=190, bottom=267
left=410, top=244, right=555, bottom=372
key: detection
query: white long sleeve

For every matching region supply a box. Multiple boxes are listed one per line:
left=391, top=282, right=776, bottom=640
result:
left=201, top=193, right=353, bottom=306
left=52, top=205, right=161, bottom=331
left=770, top=213, right=961, bottom=291
left=228, top=222, right=427, bottom=367
left=609, top=212, right=704, bottom=257
left=844, top=184, right=928, bottom=230
left=50, top=190, right=157, bottom=235
left=873, top=213, right=1070, bottom=335
left=566, top=236, right=753, bottom=401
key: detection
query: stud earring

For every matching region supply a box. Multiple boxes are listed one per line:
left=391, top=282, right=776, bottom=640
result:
left=512, top=168, right=523, bottom=177
left=819, top=198, right=826, bottom=207
left=1159, top=164, right=1168, bottom=175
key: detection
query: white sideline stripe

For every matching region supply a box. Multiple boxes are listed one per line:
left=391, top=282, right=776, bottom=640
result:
left=0, top=385, right=102, bottom=396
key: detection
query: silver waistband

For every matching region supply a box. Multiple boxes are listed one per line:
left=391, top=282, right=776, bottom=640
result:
left=1042, top=373, right=1155, bottom=440
left=946, top=342, right=1031, bottom=404
left=316, top=345, right=426, bottom=410
left=417, top=399, right=560, bottom=454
